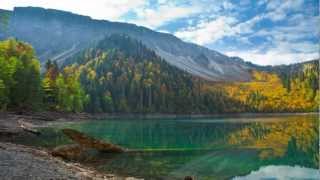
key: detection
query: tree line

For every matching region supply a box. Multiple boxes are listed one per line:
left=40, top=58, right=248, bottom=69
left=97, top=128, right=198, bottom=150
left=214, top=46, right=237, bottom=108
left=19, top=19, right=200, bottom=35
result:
left=0, top=37, right=318, bottom=113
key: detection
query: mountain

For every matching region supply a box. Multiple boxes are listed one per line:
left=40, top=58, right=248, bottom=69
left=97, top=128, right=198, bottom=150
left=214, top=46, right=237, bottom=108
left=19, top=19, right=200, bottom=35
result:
left=1, top=37, right=318, bottom=113
left=0, top=7, right=251, bottom=82
left=59, top=34, right=245, bottom=113
left=56, top=34, right=320, bottom=113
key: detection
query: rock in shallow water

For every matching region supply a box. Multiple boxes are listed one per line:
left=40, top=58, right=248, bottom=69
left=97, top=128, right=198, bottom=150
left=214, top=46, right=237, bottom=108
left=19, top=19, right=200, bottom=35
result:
left=51, top=144, right=98, bottom=161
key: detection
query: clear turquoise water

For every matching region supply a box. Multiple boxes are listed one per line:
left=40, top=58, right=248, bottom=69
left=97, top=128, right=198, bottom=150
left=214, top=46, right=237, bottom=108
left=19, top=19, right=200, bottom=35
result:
left=18, top=115, right=319, bottom=179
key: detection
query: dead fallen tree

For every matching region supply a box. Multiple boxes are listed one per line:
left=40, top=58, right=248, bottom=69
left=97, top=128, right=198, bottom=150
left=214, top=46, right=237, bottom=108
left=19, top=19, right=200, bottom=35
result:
left=62, top=128, right=126, bottom=153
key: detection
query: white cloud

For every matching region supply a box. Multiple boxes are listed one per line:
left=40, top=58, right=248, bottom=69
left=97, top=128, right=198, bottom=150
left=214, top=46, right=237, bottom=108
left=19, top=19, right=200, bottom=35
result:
left=226, top=50, right=318, bottom=66
left=222, top=2, right=235, bottom=10
left=174, top=14, right=264, bottom=45
left=266, top=0, right=304, bottom=11
left=264, top=0, right=304, bottom=22
left=1, top=0, right=146, bottom=21
left=187, top=19, right=194, bottom=25
left=225, top=41, right=319, bottom=66
left=233, top=14, right=320, bottom=65
left=131, top=3, right=201, bottom=29
left=265, top=10, right=287, bottom=21
left=233, top=15, right=263, bottom=34
left=175, top=6, right=319, bottom=65
left=175, top=16, right=237, bottom=45
left=157, top=29, right=170, bottom=34
left=157, top=0, right=169, bottom=5
left=252, top=15, right=319, bottom=47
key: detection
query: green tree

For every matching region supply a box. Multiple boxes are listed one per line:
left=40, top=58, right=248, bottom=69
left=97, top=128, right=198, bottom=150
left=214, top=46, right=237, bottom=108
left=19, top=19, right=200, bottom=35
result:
left=0, top=39, right=41, bottom=110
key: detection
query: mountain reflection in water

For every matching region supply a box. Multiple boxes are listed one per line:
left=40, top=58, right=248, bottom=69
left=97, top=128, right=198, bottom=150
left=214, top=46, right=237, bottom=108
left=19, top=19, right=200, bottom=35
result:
left=14, top=114, right=319, bottom=179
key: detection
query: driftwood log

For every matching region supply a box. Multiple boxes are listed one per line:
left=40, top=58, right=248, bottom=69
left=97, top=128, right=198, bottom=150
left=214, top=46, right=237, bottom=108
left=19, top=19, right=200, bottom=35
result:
left=62, top=128, right=126, bottom=153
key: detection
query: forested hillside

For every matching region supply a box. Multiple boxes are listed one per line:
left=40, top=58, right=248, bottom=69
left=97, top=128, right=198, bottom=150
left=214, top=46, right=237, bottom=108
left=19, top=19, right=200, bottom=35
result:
left=0, top=38, right=318, bottom=113
left=60, top=34, right=244, bottom=113
left=210, top=63, right=319, bottom=112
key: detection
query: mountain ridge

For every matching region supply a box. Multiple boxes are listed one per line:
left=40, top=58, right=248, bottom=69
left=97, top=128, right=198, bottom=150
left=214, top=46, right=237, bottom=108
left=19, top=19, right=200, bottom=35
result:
left=0, top=7, right=252, bottom=82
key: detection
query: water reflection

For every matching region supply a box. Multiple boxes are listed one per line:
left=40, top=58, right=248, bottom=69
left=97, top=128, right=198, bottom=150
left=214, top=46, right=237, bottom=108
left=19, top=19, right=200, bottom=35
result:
left=13, top=114, right=319, bottom=179
left=233, top=165, right=320, bottom=180
left=64, top=119, right=247, bottom=150
left=91, top=149, right=261, bottom=179
left=228, top=115, right=319, bottom=168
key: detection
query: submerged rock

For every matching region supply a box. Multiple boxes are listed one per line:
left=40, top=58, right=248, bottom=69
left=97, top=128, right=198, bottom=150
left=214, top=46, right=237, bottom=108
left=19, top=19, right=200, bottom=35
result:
left=51, top=144, right=97, bottom=161
left=62, top=128, right=126, bottom=153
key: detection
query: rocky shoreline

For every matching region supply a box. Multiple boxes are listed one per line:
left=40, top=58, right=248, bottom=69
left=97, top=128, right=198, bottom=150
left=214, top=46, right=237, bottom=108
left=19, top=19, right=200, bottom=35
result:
left=0, top=112, right=141, bottom=180
left=0, top=142, right=117, bottom=180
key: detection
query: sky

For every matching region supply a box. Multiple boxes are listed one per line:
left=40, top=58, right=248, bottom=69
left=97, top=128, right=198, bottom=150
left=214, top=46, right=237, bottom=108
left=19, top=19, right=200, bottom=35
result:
left=1, top=0, right=319, bottom=65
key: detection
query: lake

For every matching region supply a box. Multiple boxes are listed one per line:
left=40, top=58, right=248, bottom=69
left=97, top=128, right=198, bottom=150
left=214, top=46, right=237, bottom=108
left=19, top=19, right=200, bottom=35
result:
left=17, top=114, right=319, bottom=179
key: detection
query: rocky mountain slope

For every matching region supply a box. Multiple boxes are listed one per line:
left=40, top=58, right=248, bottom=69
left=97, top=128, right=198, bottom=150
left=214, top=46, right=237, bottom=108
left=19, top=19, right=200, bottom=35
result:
left=0, top=7, right=251, bottom=81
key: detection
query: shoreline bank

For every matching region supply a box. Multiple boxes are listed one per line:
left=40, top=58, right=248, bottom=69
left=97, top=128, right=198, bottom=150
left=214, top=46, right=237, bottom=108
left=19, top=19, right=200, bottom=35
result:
left=91, top=112, right=318, bottom=120
left=0, top=112, right=142, bottom=180
left=0, top=142, right=117, bottom=180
